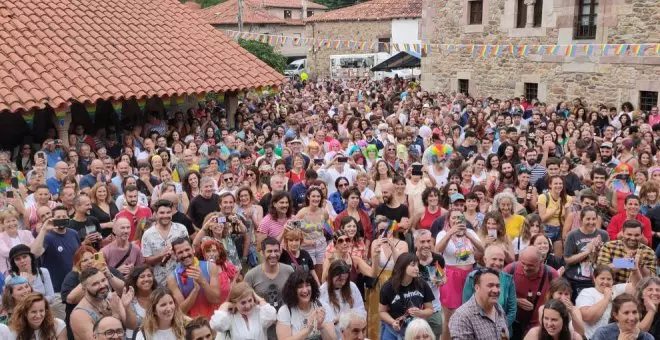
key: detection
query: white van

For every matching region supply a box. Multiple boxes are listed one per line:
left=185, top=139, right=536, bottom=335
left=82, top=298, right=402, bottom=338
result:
left=284, top=59, right=306, bottom=78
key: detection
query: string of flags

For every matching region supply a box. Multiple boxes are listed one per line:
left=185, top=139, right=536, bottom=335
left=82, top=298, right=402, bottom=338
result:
left=223, top=29, right=660, bottom=57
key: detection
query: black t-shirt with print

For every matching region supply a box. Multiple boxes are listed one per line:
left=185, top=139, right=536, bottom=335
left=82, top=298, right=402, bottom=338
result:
left=279, top=249, right=315, bottom=274
left=379, top=278, right=435, bottom=320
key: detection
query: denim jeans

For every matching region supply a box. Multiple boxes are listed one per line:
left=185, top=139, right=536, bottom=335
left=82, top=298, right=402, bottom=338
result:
left=544, top=225, right=561, bottom=243
left=381, top=321, right=403, bottom=340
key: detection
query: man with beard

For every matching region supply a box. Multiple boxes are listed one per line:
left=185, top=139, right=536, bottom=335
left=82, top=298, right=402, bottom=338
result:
left=374, top=182, right=409, bottom=223
left=580, top=167, right=618, bottom=229
left=115, top=185, right=152, bottom=241
left=597, top=220, right=655, bottom=284
left=69, top=194, right=104, bottom=250
left=219, top=192, right=249, bottom=270
left=187, top=176, right=220, bottom=229
left=110, top=161, right=134, bottom=195
left=607, top=195, right=653, bottom=245
left=244, top=236, right=294, bottom=339
left=70, top=267, right=134, bottom=340
left=166, top=237, right=220, bottom=319
left=462, top=245, right=517, bottom=335
left=142, top=200, right=189, bottom=286
left=597, top=142, right=619, bottom=172
left=100, top=216, right=144, bottom=277
left=522, top=149, right=546, bottom=186
left=415, top=229, right=446, bottom=339
left=254, top=143, right=280, bottom=167
left=449, top=267, right=510, bottom=340
left=503, top=246, right=558, bottom=336
left=488, top=160, right=517, bottom=196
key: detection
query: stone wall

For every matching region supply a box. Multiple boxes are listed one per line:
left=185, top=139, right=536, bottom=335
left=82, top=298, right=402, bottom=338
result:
left=305, top=20, right=392, bottom=78
left=421, top=0, right=660, bottom=108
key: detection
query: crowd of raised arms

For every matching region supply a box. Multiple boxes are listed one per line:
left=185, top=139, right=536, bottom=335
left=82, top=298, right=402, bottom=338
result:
left=0, top=76, right=659, bottom=340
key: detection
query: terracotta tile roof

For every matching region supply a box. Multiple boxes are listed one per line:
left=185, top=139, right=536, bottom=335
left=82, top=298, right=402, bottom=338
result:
left=305, top=0, right=421, bottom=22
left=200, top=0, right=287, bottom=25
left=0, top=0, right=285, bottom=113
left=263, top=0, right=327, bottom=10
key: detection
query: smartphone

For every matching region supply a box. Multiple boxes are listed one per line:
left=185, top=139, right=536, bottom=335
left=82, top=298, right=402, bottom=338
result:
left=85, top=224, right=97, bottom=235
left=217, top=216, right=227, bottom=223
left=338, top=157, right=348, bottom=163
left=412, top=164, right=423, bottom=176
left=488, top=229, right=498, bottom=238
left=10, top=177, right=19, bottom=189
left=5, top=191, right=13, bottom=199
left=36, top=152, right=45, bottom=159
left=314, top=159, right=324, bottom=166
left=612, top=258, right=635, bottom=269
left=93, top=252, right=106, bottom=268
left=53, top=219, right=68, bottom=228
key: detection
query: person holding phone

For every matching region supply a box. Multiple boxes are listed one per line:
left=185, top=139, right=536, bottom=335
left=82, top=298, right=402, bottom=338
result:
left=475, top=212, right=515, bottom=264
left=68, top=194, right=104, bottom=250
left=596, top=219, right=655, bottom=284
left=210, top=282, right=277, bottom=340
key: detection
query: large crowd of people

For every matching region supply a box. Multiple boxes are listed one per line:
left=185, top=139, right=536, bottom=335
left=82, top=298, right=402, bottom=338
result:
left=0, top=76, right=659, bottom=340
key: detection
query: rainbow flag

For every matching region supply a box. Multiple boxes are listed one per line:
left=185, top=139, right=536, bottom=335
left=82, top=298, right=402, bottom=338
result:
left=23, top=112, right=34, bottom=128
left=85, top=101, right=96, bottom=122
left=615, top=44, right=627, bottom=56
left=521, top=45, right=530, bottom=56
left=565, top=45, right=575, bottom=57
left=480, top=45, right=488, bottom=57
left=494, top=45, right=503, bottom=57
left=632, top=44, right=643, bottom=56
left=601, top=44, right=609, bottom=55
left=383, top=220, right=399, bottom=236
left=584, top=44, right=594, bottom=56
left=655, top=44, right=660, bottom=55
left=538, top=45, right=546, bottom=55
left=549, top=45, right=559, bottom=55
left=323, top=219, right=333, bottom=237
left=435, top=262, right=445, bottom=281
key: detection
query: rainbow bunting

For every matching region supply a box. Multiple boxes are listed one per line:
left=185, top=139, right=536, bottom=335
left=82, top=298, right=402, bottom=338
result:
left=55, top=106, right=68, bottom=128
left=369, top=42, right=376, bottom=50
left=565, top=45, right=575, bottom=57
left=23, top=112, right=34, bottom=128
left=584, top=44, right=594, bottom=56
left=508, top=44, right=514, bottom=54
left=85, top=101, right=96, bottom=122
left=495, top=45, right=503, bottom=57
left=549, top=45, right=559, bottom=55
left=601, top=44, right=609, bottom=55
left=538, top=45, right=546, bottom=55
left=632, top=44, right=643, bottom=56
left=333, top=40, right=341, bottom=49
left=479, top=45, right=488, bottom=57
left=469, top=45, right=476, bottom=56
left=137, top=98, right=147, bottom=111
left=615, top=44, right=627, bottom=56
left=403, top=43, right=410, bottom=52
left=521, top=45, right=530, bottom=56
left=655, top=44, right=660, bottom=55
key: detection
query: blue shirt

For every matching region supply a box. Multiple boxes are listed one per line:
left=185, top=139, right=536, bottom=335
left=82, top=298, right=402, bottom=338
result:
left=290, top=182, right=307, bottom=211
left=41, top=229, right=81, bottom=292
left=329, top=191, right=346, bottom=214
left=46, top=177, right=61, bottom=195
left=44, top=149, right=64, bottom=167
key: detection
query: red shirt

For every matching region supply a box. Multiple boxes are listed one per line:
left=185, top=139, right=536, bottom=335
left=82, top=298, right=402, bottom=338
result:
left=504, top=262, right=558, bottom=329
left=606, top=212, right=652, bottom=244
left=115, top=206, right=153, bottom=241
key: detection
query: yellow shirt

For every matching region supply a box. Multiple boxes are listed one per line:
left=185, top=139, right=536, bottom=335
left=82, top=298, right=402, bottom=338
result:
left=537, top=193, right=570, bottom=226
left=505, top=214, right=526, bottom=240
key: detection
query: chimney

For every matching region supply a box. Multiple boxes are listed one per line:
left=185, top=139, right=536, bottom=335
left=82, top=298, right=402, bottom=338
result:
left=302, top=0, right=307, bottom=19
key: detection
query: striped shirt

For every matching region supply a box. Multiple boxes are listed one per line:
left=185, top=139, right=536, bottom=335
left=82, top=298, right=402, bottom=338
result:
left=527, top=163, right=547, bottom=186
left=257, top=214, right=288, bottom=238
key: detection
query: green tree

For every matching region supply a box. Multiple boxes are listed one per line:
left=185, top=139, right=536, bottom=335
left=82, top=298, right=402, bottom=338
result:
left=313, top=0, right=359, bottom=9
left=181, top=0, right=225, bottom=9
left=237, top=39, right=288, bottom=74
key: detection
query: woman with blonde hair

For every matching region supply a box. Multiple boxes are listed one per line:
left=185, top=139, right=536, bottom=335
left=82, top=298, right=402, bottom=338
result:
left=149, top=155, right=165, bottom=180
left=8, top=292, right=66, bottom=339
left=475, top=212, right=514, bottom=264
left=135, top=287, right=187, bottom=340
left=209, top=282, right=277, bottom=340
left=404, top=318, right=436, bottom=340
left=511, top=214, right=543, bottom=259
left=0, top=208, right=34, bottom=275
left=279, top=227, right=320, bottom=283
left=89, top=182, right=118, bottom=236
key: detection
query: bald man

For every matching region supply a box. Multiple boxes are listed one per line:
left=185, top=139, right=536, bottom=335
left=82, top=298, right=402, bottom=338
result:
left=374, top=181, right=409, bottom=222
left=503, top=246, right=558, bottom=336
left=462, top=244, right=517, bottom=334
left=46, top=161, right=68, bottom=197
left=93, top=316, right=125, bottom=340
left=80, top=159, right=107, bottom=192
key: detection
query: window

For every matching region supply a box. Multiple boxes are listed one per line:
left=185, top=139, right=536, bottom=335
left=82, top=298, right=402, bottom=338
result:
left=378, top=38, right=390, bottom=52
left=516, top=0, right=527, bottom=28
left=517, top=0, right=543, bottom=28
left=458, top=79, right=469, bottom=95
left=284, top=10, right=292, bottom=19
left=639, top=91, right=658, bottom=113
left=574, top=0, right=598, bottom=39
left=524, top=83, right=539, bottom=101
left=468, top=0, right=483, bottom=25
left=307, top=10, right=314, bottom=17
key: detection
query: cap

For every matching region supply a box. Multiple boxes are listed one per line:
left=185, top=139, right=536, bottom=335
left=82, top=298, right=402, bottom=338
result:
left=600, top=142, right=613, bottom=149
left=450, top=193, right=465, bottom=203
left=9, top=244, right=32, bottom=261
left=485, top=127, right=495, bottom=134
left=290, top=139, right=303, bottom=144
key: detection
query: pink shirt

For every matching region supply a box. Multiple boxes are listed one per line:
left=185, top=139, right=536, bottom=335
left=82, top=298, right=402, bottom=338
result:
left=257, top=214, right=287, bottom=238
left=649, top=114, right=660, bottom=126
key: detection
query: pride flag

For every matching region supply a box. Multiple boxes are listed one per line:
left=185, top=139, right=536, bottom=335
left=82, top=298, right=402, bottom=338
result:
left=435, top=262, right=445, bottom=281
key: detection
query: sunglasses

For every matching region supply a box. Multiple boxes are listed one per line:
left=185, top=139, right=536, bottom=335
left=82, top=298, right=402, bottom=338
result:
left=338, top=183, right=349, bottom=188
left=336, top=237, right=350, bottom=244
left=224, top=178, right=234, bottom=182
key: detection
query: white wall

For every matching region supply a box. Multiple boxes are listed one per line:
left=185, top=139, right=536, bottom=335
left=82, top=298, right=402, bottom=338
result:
left=391, top=19, right=420, bottom=44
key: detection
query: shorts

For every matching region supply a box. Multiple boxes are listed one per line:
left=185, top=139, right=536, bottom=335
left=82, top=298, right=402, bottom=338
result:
left=544, top=225, right=561, bottom=243
left=440, top=266, right=472, bottom=309
left=427, top=310, right=443, bottom=339
left=303, top=242, right=326, bottom=265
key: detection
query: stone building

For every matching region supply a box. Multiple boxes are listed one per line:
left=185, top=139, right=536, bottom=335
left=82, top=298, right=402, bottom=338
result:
left=200, top=0, right=327, bottom=58
left=305, top=0, right=421, bottom=78
left=420, top=0, right=660, bottom=111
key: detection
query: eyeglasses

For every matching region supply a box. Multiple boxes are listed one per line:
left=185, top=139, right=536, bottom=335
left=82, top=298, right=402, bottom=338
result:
left=224, top=177, right=234, bottom=182
left=336, top=237, right=350, bottom=244
left=96, top=328, right=125, bottom=338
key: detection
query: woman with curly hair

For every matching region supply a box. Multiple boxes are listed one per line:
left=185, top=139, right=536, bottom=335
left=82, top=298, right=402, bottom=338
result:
left=8, top=292, right=66, bottom=339
left=276, top=269, right=336, bottom=340
left=135, top=287, right=187, bottom=340
left=198, top=238, right=237, bottom=305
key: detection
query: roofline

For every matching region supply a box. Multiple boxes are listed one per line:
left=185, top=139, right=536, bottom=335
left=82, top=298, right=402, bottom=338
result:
left=305, top=15, right=420, bottom=23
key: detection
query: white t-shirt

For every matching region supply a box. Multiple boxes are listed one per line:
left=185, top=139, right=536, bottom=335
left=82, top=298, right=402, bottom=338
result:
left=135, top=328, right=178, bottom=340
left=511, top=237, right=529, bottom=255
left=277, top=301, right=335, bottom=339
left=8, top=318, right=65, bottom=340
left=576, top=283, right=627, bottom=339
left=435, top=229, right=480, bottom=266
left=429, top=167, right=448, bottom=188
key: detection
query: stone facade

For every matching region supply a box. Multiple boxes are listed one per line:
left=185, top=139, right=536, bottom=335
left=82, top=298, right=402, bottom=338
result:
left=305, top=20, right=393, bottom=78
left=421, top=0, right=660, bottom=109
